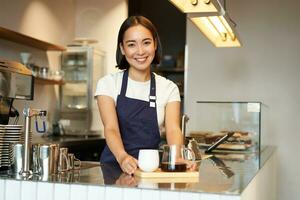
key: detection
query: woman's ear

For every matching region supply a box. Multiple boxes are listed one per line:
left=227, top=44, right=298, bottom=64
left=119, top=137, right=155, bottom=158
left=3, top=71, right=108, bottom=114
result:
left=120, top=43, right=125, bottom=55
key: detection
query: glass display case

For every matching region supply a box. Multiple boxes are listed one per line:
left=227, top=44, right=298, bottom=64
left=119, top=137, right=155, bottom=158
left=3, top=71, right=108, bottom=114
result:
left=59, top=46, right=105, bottom=135
left=188, top=101, right=265, bottom=153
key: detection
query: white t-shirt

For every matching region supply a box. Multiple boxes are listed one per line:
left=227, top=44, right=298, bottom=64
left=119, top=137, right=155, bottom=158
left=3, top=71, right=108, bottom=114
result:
left=94, top=70, right=181, bottom=133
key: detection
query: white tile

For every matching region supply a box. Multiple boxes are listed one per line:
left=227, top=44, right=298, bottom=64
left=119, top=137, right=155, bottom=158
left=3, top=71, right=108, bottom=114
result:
left=123, top=188, right=141, bottom=200
left=0, top=179, right=5, bottom=200
left=199, top=193, right=220, bottom=200
left=37, top=182, right=54, bottom=200
left=160, top=190, right=180, bottom=200
left=70, top=184, right=88, bottom=200
left=141, top=189, right=160, bottom=200
left=105, top=186, right=123, bottom=200
left=87, top=185, right=105, bottom=200
left=180, top=192, right=200, bottom=200
left=5, top=180, right=21, bottom=200
left=54, top=183, right=70, bottom=200
left=21, top=181, right=37, bottom=200
left=220, top=195, right=240, bottom=200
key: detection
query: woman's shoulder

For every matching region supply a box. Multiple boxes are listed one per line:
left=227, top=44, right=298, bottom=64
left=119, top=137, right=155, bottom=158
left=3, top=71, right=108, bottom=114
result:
left=154, top=73, right=177, bottom=88
left=99, top=70, right=124, bottom=83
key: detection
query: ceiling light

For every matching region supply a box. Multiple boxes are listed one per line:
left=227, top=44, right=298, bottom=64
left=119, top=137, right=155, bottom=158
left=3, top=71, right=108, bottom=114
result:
left=168, top=0, right=224, bottom=15
left=168, top=0, right=242, bottom=47
left=188, top=12, right=241, bottom=47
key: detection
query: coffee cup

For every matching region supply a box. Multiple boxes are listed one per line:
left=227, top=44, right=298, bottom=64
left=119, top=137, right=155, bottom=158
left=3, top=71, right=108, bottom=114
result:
left=138, top=149, right=159, bottom=172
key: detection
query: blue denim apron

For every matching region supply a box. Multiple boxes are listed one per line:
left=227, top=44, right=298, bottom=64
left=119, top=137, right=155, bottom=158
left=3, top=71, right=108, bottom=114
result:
left=100, top=70, right=160, bottom=163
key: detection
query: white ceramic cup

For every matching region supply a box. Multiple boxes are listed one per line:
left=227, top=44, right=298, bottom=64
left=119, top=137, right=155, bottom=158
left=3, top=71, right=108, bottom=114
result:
left=138, top=149, right=159, bottom=172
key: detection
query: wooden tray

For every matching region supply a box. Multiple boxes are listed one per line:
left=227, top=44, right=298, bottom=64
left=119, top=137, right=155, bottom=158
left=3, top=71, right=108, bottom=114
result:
left=134, top=168, right=199, bottom=178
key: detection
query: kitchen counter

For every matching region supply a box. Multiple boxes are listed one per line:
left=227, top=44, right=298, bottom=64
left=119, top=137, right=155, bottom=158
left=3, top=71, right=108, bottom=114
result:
left=32, top=134, right=106, bottom=161
left=0, top=146, right=276, bottom=200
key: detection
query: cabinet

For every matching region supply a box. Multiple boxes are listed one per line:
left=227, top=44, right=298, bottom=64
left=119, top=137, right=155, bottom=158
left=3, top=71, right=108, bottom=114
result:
left=190, top=101, right=266, bottom=153
left=59, top=46, right=105, bottom=135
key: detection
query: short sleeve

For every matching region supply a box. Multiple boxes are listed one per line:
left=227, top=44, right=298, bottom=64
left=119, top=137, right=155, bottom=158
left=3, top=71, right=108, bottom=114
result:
left=94, top=74, right=117, bottom=102
left=167, top=82, right=181, bottom=103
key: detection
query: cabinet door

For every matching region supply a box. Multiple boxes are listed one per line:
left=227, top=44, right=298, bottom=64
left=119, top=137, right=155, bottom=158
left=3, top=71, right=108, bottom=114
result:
left=60, top=49, right=89, bottom=134
left=61, top=51, right=88, bottom=110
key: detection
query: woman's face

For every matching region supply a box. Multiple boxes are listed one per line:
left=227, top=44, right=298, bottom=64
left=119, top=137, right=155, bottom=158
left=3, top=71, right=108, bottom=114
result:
left=120, top=25, right=156, bottom=72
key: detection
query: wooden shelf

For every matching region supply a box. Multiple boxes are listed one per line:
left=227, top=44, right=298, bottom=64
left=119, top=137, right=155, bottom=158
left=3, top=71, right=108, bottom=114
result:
left=152, top=67, right=184, bottom=73
left=34, top=77, right=65, bottom=85
left=0, top=26, right=66, bottom=51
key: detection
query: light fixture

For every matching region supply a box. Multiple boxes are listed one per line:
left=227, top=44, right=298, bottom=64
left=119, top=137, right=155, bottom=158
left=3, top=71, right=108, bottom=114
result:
left=168, top=0, right=224, bottom=15
left=168, top=0, right=242, bottom=47
left=188, top=12, right=241, bottom=47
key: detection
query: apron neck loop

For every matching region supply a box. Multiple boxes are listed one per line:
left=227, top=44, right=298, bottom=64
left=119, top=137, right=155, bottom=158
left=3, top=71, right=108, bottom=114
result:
left=120, top=70, right=156, bottom=108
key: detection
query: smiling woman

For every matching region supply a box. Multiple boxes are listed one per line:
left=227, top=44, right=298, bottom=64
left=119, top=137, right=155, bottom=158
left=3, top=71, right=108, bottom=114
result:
left=94, top=16, right=183, bottom=175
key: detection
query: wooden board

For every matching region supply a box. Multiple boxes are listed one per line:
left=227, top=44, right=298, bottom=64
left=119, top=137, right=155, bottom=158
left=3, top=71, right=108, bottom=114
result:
left=134, top=168, right=199, bottom=178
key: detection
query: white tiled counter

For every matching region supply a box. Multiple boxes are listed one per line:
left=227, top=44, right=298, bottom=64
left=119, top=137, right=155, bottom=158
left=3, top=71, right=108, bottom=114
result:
left=0, top=147, right=276, bottom=200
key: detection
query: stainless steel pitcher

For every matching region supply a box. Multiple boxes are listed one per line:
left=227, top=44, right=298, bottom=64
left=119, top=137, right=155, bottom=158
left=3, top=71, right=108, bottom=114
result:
left=58, top=147, right=69, bottom=172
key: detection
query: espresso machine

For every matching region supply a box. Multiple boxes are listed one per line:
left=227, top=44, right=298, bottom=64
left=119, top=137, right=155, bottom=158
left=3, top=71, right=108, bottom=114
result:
left=1, top=58, right=49, bottom=175
left=0, top=58, right=34, bottom=124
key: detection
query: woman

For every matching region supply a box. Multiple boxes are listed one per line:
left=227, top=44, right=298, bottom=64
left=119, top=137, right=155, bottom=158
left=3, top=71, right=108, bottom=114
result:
left=95, top=16, right=183, bottom=174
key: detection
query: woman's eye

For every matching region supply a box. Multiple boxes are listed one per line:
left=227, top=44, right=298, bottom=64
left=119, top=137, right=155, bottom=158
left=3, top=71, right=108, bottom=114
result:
left=144, top=41, right=152, bottom=45
left=127, top=43, right=135, bottom=47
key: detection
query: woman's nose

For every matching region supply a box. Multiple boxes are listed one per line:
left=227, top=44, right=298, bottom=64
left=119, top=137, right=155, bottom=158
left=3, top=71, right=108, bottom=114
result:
left=137, top=45, right=145, bottom=55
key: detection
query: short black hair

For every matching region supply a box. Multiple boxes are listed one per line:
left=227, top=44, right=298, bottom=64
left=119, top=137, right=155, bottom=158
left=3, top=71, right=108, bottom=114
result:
left=116, top=16, right=162, bottom=70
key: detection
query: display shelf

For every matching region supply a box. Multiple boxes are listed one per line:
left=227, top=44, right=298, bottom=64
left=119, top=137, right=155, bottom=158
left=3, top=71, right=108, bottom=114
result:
left=34, top=77, right=65, bottom=85
left=152, top=66, right=185, bottom=98
left=152, top=67, right=184, bottom=73
left=0, top=26, right=66, bottom=51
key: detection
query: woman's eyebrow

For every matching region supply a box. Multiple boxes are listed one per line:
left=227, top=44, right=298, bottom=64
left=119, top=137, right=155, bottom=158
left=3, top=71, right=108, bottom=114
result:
left=125, top=38, right=153, bottom=43
left=125, top=40, right=136, bottom=43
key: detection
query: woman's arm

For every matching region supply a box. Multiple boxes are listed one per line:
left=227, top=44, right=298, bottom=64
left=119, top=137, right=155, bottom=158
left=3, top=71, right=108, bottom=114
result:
left=97, top=95, right=137, bottom=174
left=165, top=101, right=183, bottom=145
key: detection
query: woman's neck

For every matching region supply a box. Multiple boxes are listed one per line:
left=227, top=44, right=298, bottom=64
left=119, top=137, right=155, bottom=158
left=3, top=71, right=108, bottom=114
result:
left=128, top=68, right=151, bottom=82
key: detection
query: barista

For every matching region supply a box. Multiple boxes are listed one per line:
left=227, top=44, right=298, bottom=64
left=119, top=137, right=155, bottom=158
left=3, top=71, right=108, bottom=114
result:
left=95, top=16, right=182, bottom=174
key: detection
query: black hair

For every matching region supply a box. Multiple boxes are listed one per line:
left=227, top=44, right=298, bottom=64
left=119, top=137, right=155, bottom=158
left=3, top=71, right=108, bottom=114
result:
left=115, top=16, right=162, bottom=70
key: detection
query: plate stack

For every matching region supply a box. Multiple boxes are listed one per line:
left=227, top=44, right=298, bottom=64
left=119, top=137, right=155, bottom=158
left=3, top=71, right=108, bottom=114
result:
left=0, top=125, right=23, bottom=169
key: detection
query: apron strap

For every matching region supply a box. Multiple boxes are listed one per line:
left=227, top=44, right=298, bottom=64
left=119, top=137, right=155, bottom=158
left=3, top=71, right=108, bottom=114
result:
left=120, top=70, right=129, bottom=97
left=120, top=70, right=157, bottom=108
left=149, top=73, right=156, bottom=108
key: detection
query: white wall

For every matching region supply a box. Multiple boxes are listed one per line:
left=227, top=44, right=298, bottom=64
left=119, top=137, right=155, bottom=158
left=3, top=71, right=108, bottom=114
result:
left=0, top=0, right=127, bottom=131
left=185, top=0, right=300, bottom=199
left=0, top=0, right=76, bottom=127
left=0, top=0, right=75, bottom=45
left=75, top=0, right=128, bottom=75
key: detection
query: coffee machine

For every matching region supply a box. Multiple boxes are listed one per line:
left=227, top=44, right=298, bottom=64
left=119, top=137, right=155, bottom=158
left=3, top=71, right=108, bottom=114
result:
left=0, top=58, right=34, bottom=123
left=0, top=58, right=34, bottom=171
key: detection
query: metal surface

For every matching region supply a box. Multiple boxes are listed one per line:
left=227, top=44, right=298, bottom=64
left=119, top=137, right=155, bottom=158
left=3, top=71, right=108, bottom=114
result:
left=181, top=114, right=189, bottom=143
left=0, top=146, right=275, bottom=195
left=21, top=108, right=47, bottom=177
left=0, top=58, right=34, bottom=100
left=21, top=111, right=31, bottom=176
left=12, top=143, right=23, bottom=173
left=58, top=147, right=69, bottom=172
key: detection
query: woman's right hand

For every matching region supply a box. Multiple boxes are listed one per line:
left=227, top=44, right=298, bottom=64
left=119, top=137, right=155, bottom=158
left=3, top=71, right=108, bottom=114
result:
left=115, top=173, right=137, bottom=187
left=118, top=153, right=138, bottom=175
